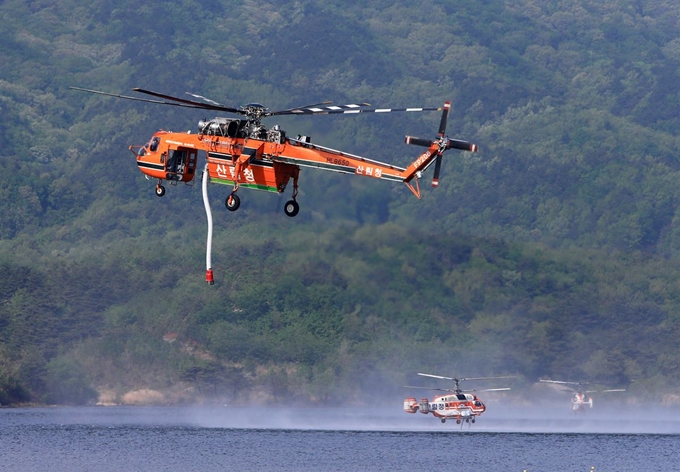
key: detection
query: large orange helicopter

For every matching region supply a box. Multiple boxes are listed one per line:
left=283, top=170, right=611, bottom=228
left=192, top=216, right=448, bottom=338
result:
left=71, top=86, right=478, bottom=283
left=404, top=373, right=513, bottom=426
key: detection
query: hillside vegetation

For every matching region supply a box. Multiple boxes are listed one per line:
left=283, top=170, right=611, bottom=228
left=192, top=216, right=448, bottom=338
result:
left=1, top=0, right=680, bottom=405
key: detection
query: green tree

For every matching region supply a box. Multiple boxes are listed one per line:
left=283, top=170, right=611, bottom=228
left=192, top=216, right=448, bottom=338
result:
left=44, top=357, right=97, bottom=405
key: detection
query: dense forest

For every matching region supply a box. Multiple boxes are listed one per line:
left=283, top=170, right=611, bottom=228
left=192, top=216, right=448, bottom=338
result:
left=1, top=0, right=680, bottom=406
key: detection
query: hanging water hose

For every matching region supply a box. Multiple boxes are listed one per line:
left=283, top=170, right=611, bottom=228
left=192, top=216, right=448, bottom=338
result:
left=202, top=163, right=214, bottom=285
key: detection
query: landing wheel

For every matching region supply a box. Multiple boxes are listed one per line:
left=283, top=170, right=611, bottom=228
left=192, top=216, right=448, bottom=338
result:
left=225, top=193, right=240, bottom=211
left=472, top=418, right=476, bottom=423
left=440, top=418, right=446, bottom=424
left=456, top=419, right=461, bottom=424
left=155, top=185, right=166, bottom=197
left=284, top=199, right=299, bottom=217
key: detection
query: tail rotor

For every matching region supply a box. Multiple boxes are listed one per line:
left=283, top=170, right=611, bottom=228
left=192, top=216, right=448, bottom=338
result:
left=405, top=101, right=477, bottom=187
left=431, top=101, right=450, bottom=187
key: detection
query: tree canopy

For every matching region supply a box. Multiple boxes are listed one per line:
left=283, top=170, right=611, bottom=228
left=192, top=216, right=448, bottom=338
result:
left=1, top=0, right=679, bottom=405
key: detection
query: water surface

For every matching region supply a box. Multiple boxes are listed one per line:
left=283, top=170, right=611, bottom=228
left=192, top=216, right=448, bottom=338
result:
left=1, top=406, right=678, bottom=471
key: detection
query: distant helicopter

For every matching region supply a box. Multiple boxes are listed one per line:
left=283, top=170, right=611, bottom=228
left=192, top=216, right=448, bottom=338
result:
left=70, top=86, right=477, bottom=284
left=404, top=373, right=513, bottom=425
left=539, top=379, right=626, bottom=412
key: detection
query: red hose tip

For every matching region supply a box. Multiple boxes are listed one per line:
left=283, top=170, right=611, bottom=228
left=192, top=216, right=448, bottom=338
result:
left=206, top=269, right=214, bottom=285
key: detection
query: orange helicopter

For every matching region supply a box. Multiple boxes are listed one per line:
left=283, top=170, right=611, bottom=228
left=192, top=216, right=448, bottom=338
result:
left=404, top=373, right=513, bottom=426
left=71, top=86, right=478, bottom=283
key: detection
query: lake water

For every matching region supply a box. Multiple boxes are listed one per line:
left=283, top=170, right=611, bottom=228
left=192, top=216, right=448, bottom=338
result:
left=1, top=405, right=679, bottom=471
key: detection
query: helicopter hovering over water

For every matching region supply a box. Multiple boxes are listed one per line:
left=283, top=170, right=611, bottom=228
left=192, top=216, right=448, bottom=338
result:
left=70, top=86, right=478, bottom=284
left=539, top=379, right=626, bottom=413
left=403, top=373, right=513, bottom=426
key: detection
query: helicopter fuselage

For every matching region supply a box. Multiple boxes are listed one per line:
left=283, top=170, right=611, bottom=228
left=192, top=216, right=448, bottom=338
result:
left=404, top=393, right=486, bottom=424
left=571, top=392, right=593, bottom=412
left=129, top=118, right=434, bottom=200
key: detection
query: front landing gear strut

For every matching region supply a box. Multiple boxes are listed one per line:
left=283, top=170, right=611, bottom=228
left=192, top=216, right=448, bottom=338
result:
left=155, top=181, right=166, bottom=197
left=283, top=171, right=300, bottom=217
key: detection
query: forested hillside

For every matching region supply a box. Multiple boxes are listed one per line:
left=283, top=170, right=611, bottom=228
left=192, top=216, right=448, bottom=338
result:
left=1, top=0, right=679, bottom=405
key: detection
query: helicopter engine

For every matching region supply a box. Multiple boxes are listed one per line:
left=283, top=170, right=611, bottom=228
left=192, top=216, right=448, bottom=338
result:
left=198, top=117, right=244, bottom=138
left=266, top=124, right=286, bottom=144
left=197, top=118, right=287, bottom=144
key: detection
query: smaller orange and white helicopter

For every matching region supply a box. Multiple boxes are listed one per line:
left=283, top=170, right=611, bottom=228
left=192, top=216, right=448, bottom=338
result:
left=404, top=373, right=513, bottom=425
left=539, top=379, right=626, bottom=413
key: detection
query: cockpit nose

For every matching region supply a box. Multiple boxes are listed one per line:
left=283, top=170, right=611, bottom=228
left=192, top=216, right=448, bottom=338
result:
left=136, top=136, right=160, bottom=157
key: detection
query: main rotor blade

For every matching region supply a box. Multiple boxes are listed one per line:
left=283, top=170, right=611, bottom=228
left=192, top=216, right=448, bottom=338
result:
left=539, top=379, right=585, bottom=386
left=273, top=100, right=335, bottom=113
left=461, top=376, right=516, bottom=381
left=133, top=88, right=244, bottom=114
left=417, top=373, right=515, bottom=382
left=271, top=102, right=371, bottom=115
left=404, top=385, right=454, bottom=392
left=417, top=373, right=455, bottom=381
left=185, top=92, right=226, bottom=107
left=273, top=104, right=441, bottom=116
left=70, top=86, right=228, bottom=111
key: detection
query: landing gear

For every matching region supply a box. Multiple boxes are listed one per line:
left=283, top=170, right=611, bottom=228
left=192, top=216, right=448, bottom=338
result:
left=440, top=418, right=446, bottom=424
left=456, top=419, right=461, bottom=424
left=155, top=184, right=166, bottom=197
left=284, top=168, right=301, bottom=218
left=284, top=199, right=299, bottom=217
left=225, top=193, right=241, bottom=211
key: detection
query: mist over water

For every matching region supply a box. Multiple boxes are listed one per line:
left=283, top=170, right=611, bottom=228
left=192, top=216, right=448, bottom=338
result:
left=184, top=403, right=680, bottom=435
left=3, top=403, right=678, bottom=434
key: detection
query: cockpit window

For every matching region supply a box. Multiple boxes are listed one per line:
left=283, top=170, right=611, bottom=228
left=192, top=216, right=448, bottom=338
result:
left=150, top=137, right=160, bottom=152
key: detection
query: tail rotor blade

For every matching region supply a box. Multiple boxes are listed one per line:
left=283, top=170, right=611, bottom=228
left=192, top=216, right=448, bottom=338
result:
left=432, top=154, right=443, bottom=187
left=438, top=101, right=451, bottom=137
left=405, top=136, right=432, bottom=147
left=446, top=139, right=478, bottom=152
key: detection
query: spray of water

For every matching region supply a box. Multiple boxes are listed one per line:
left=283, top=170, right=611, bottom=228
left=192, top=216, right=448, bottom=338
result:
left=177, top=402, right=680, bottom=434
